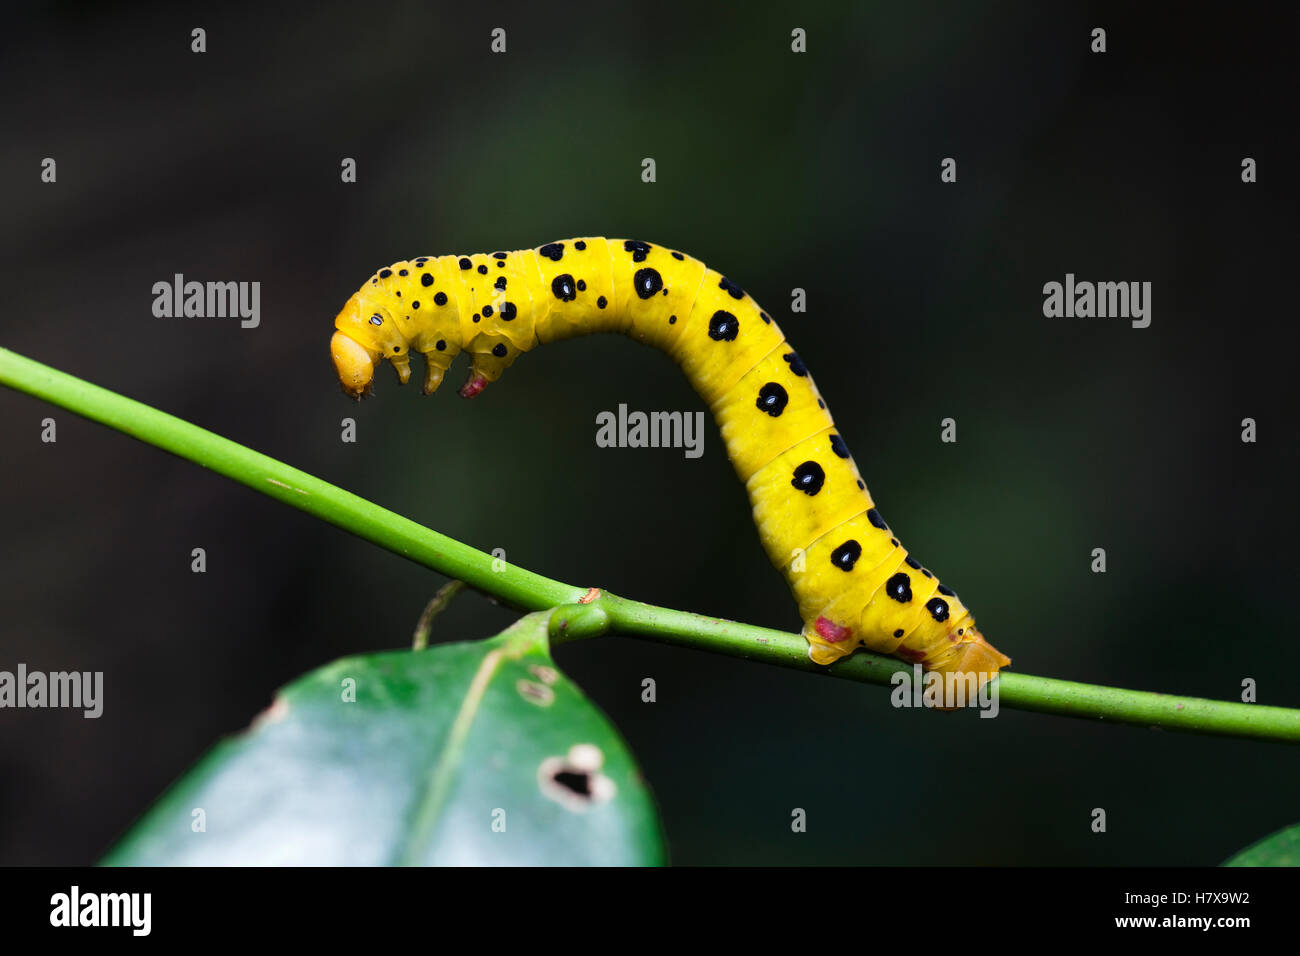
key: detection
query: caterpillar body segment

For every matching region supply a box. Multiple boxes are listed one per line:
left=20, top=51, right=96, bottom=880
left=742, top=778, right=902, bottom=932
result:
left=330, top=238, right=1010, bottom=684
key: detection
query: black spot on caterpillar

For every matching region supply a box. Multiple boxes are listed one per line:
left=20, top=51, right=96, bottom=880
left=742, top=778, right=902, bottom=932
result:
left=791, top=461, right=825, bottom=496
left=719, top=276, right=745, bottom=299
left=756, top=382, right=788, bottom=417
left=634, top=268, right=663, bottom=299
left=708, top=311, right=738, bottom=341
left=329, top=238, right=1010, bottom=681
left=552, top=275, right=577, bottom=302
left=885, top=572, right=913, bottom=604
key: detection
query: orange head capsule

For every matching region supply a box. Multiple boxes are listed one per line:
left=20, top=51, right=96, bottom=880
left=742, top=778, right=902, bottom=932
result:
left=331, top=330, right=378, bottom=399
left=330, top=291, right=397, bottom=399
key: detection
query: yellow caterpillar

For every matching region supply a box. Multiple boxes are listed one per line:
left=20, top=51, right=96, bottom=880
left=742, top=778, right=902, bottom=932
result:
left=330, top=238, right=1010, bottom=681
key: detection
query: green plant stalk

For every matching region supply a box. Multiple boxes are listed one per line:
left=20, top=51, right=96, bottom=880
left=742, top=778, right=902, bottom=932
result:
left=0, top=348, right=583, bottom=612
left=4, top=346, right=1297, bottom=744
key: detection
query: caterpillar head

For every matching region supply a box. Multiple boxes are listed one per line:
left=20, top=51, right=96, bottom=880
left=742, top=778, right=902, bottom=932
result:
left=929, top=620, right=1011, bottom=681
left=330, top=291, right=417, bottom=399
left=331, top=330, right=379, bottom=399
left=332, top=273, right=494, bottom=399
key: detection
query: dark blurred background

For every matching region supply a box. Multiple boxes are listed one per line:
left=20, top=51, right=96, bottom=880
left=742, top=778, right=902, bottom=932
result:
left=1, top=1, right=1297, bottom=865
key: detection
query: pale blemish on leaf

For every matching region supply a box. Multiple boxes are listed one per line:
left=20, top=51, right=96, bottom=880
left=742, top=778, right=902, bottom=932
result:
left=516, top=679, right=555, bottom=707
left=528, top=664, right=559, bottom=686
left=538, top=743, right=617, bottom=812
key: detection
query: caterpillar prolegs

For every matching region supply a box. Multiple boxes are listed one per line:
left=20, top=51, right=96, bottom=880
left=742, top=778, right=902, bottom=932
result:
left=330, top=238, right=1011, bottom=682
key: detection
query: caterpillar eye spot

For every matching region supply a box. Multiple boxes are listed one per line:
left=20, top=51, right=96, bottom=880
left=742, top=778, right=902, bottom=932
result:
left=830, top=540, right=862, bottom=571
left=756, top=382, right=788, bottom=416
left=926, top=598, right=950, bottom=622
left=886, top=572, right=913, bottom=603
left=552, top=274, right=577, bottom=302
left=633, top=267, right=662, bottom=299
left=369, top=314, right=383, bottom=325
left=708, top=310, right=738, bottom=341
left=791, top=461, right=825, bottom=496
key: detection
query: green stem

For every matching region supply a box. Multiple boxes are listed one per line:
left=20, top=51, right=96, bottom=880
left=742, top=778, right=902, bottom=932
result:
left=3, top=346, right=1296, bottom=744
left=576, top=595, right=1297, bottom=742
left=0, top=348, right=582, bottom=613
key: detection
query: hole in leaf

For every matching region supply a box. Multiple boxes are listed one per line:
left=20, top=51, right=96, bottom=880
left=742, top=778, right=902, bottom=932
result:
left=538, top=744, right=617, bottom=812
left=553, top=770, right=592, bottom=797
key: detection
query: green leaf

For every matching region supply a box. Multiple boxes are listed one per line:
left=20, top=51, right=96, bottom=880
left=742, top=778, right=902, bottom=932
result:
left=1223, top=822, right=1300, bottom=866
left=102, top=613, right=665, bottom=865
